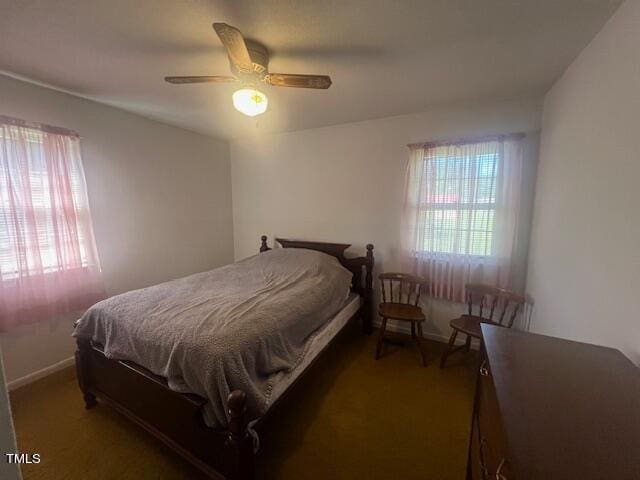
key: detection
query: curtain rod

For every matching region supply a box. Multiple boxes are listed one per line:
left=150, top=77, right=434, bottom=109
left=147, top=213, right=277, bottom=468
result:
left=407, top=132, right=525, bottom=149
left=0, top=115, right=80, bottom=138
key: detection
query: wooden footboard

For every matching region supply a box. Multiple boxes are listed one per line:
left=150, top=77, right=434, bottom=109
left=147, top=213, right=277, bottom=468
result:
left=75, top=338, right=254, bottom=479
left=74, top=236, right=374, bottom=479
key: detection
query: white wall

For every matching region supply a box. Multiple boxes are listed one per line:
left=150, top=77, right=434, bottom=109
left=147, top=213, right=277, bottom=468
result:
left=527, top=0, right=640, bottom=363
left=231, top=97, right=542, bottom=341
left=0, top=349, right=21, bottom=479
left=0, top=75, right=234, bottom=384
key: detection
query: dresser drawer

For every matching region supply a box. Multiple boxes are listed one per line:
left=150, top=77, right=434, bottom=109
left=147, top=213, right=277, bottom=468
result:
left=469, top=325, right=640, bottom=479
left=468, top=415, right=487, bottom=480
left=473, top=358, right=514, bottom=479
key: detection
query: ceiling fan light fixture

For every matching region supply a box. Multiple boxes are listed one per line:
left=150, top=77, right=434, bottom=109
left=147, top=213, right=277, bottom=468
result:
left=232, top=87, right=268, bottom=117
left=165, top=23, right=332, bottom=116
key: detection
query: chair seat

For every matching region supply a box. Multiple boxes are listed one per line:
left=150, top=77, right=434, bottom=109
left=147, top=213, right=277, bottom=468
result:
left=379, top=302, right=425, bottom=322
left=449, top=315, right=499, bottom=338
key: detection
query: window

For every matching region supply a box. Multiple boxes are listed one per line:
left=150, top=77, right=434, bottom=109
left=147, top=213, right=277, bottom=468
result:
left=0, top=127, right=91, bottom=278
left=419, top=150, right=499, bottom=257
left=402, top=134, right=524, bottom=302
left=0, top=116, right=104, bottom=330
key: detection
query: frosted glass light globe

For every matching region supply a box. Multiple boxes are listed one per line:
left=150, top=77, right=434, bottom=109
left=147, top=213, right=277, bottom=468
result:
left=232, top=88, right=268, bottom=117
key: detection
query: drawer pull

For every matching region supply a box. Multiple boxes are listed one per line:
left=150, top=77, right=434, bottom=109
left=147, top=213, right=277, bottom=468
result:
left=479, top=360, right=489, bottom=377
left=495, top=458, right=508, bottom=479
left=478, top=437, right=489, bottom=478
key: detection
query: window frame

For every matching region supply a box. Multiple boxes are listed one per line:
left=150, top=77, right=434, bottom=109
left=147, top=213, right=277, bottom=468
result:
left=0, top=125, right=93, bottom=280
left=415, top=147, right=502, bottom=259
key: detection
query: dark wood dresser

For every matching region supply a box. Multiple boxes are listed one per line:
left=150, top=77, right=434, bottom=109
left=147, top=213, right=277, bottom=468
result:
left=468, top=324, right=640, bottom=479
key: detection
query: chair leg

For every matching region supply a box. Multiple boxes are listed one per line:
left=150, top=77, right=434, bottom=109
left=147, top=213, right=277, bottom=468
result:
left=375, top=317, right=388, bottom=360
left=440, top=329, right=458, bottom=369
left=411, top=321, right=416, bottom=339
left=415, top=322, right=428, bottom=367
left=464, top=335, right=472, bottom=352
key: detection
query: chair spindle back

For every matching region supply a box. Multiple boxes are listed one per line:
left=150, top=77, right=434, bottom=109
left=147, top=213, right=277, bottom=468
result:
left=465, top=283, right=526, bottom=328
left=379, top=273, right=427, bottom=307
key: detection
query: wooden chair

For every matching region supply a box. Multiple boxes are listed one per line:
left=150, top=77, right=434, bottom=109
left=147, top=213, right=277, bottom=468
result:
left=375, top=273, right=429, bottom=366
left=440, top=283, right=526, bottom=368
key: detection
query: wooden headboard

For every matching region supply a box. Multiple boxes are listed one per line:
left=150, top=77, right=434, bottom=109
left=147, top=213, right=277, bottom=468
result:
left=259, top=235, right=374, bottom=334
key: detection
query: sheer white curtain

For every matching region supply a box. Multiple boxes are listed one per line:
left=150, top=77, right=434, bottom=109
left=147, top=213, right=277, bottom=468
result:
left=0, top=116, right=104, bottom=330
left=401, top=135, right=523, bottom=302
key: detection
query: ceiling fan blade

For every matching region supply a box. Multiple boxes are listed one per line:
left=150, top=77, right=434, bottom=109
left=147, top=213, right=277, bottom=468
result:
left=164, top=75, right=237, bottom=84
left=212, top=23, right=253, bottom=74
left=267, top=73, right=332, bottom=89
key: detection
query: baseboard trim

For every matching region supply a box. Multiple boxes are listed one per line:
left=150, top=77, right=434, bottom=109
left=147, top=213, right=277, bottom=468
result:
left=7, top=356, right=75, bottom=392
left=378, top=321, right=480, bottom=350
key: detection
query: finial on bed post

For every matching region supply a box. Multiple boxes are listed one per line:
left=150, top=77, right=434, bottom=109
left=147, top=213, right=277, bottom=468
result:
left=259, top=235, right=270, bottom=253
left=227, top=390, right=255, bottom=480
left=363, top=244, right=374, bottom=334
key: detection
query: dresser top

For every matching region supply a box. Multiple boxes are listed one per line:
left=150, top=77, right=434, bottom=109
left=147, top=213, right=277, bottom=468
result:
left=482, top=324, right=640, bottom=479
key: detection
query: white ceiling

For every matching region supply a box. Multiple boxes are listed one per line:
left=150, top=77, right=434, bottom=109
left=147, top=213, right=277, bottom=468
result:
left=0, top=0, right=622, bottom=140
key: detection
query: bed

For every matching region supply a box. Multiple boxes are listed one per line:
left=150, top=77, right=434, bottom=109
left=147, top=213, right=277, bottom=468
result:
left=73, top=236, right=374, bottom=480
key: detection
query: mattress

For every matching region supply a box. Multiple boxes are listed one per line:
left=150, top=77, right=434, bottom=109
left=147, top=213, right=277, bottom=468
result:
left=266, top=292, right=361, bottom=406
left=74, top=248, right=354, bottom=427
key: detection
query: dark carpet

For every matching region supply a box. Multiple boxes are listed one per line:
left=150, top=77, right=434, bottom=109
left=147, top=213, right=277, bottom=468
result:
left=10, top=325, right=476, bottom=479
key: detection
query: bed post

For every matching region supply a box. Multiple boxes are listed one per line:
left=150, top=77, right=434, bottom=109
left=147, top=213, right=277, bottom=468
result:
left=259, top=235, right=271, bottom=252
left=363, top=244, right=374, bottom=334
left=227, top=390, right=255, bottom=480
left=75, top=338, right=97, bottom=409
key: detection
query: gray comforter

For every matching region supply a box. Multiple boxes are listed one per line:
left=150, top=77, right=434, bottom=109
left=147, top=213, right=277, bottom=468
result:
left=73, top=248, right=352, bottom=428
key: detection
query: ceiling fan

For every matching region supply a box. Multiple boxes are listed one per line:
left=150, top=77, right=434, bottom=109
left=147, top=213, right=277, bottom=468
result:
left=165, top=23, right=332, bottom=117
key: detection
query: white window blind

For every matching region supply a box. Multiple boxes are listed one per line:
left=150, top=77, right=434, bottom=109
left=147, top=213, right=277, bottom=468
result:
left=0, top=126, right=91, bottom=279
left=419, top=150, right=499, bottom=257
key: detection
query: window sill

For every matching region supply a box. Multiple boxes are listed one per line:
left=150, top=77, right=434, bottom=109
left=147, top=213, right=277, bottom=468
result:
left=0, top=265, right=97, bottom=284
left=412, top=251, right=502, bottom=264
